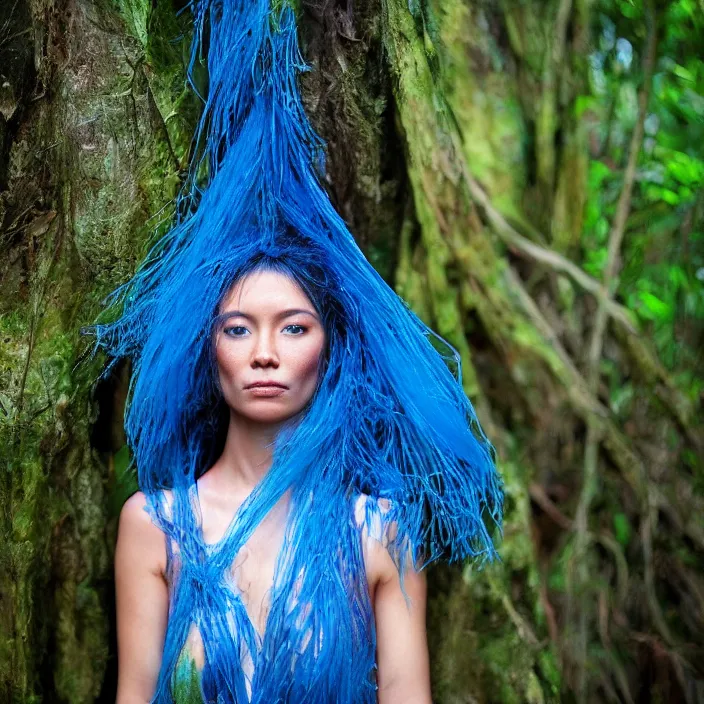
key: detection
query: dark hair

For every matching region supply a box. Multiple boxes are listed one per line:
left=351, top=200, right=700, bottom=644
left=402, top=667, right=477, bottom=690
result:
left=201, top=238, right=347, bottom=474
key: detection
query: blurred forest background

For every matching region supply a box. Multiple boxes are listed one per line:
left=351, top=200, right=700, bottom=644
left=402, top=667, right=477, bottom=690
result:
left=1, top=0, right=703, bottom=702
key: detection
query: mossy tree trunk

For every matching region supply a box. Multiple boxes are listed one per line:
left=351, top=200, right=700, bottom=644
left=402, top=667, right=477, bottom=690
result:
left=1, top=0, right=701, bottom=702
left=1, top=0, right=195, bottom=700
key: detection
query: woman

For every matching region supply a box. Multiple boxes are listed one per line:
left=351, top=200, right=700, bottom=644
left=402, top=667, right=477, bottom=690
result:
left=89, top=1, right=502, bottom=702
left=115, top=255, right=436, bottom=703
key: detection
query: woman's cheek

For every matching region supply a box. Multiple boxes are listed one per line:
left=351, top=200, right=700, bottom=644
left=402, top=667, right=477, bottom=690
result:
left=293, top=345, right=322, bottom=379
left=215, top=350, right=247, bottom=402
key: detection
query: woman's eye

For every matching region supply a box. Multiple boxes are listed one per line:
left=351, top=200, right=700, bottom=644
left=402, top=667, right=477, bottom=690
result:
left=224, top=326, right=249, bottom=337
left=283, top=324, right=307, bottom=335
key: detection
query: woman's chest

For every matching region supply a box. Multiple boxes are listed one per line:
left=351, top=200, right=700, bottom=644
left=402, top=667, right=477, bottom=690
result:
left=224, top=525, right=284, bottom=636
left=163, top=494, right=380, bottom=703
left=195, top=490, right=383, bottom=621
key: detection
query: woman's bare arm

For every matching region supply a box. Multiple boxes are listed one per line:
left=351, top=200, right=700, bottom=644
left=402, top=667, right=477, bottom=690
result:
left=371, top=542, right=433, bottom=704
left=115, top=491, right=169, bottom=704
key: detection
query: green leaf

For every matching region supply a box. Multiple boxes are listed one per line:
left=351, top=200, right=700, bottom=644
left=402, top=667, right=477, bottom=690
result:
left=661, top=188, right=681, bottom=205
left=637, top=291, right=672, bottom=321
left=588, top=160, right=612, bottom=190
left=668, top=265, right=689, bottom=289
left=548, top=567, right=566, bottom=592
left=613, top=513, right=632, bottom=547
left=575, top=95, right=597, bottom=119
left=666, top=151, right=704, bottom=185
left=673, top=64, right=696, bottom=83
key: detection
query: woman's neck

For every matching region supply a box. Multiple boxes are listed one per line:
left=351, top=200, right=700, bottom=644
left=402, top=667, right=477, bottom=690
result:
left=212, top=411, right=282, bottom=492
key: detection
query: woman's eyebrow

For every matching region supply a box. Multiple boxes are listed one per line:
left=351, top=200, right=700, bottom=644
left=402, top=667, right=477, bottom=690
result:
left=279, top=308, right=319, bottom=320
left=219, top=308, right=319, bottom=321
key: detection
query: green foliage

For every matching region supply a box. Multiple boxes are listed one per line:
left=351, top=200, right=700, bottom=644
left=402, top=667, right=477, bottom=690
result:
left=584, top=0, right=704, bottom=385
left=107, top=445, right=138, bottom=519
left=612, top=512, right=631, bottom=546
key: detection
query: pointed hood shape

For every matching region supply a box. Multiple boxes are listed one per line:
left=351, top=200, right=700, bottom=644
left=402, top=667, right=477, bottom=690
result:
left=86, top=1, right=502, bottom=700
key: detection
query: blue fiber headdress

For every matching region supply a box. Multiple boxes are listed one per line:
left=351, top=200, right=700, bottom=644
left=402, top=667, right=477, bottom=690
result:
left=88, top=1, right=502, bottom=700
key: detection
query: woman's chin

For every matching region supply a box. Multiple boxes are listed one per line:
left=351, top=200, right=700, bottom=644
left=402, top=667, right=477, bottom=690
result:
left=238, top=405, right=301, bottom=426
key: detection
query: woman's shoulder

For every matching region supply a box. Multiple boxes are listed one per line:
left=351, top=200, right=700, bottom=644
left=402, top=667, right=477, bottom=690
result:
left=118, top=490, right=170, bottom=577
left=121, top=488, right=176, bottom=525
left=353, top=493, right=400, bottom=590
left=353, top=493, right=397, bottom=545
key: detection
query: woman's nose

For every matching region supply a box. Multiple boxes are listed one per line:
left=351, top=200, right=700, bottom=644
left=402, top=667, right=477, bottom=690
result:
left=251, top=332, right=279, bottom=368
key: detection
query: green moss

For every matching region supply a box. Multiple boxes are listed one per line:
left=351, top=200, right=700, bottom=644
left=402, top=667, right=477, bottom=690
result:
left=426, top=568, right=485, bottom=701
left=0, top=0, right=200, bottom=698
left=383, top=8, right=556, bottom=701
left=144, top=1, right=201, bottom=165
left=552, top=106, right=589, bottom=253
left=112, top=0, right=151, bottom=47
left=54, top=577, right=109, bottom=702
left=428, top=1, right=527, bottom=211
left=296, top=0, right=406, bottom=282
left=271, top=0, right=302, bottom=27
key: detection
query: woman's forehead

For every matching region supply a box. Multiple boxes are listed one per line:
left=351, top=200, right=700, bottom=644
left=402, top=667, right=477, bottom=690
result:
left=219, top=270, right=313, bottom=314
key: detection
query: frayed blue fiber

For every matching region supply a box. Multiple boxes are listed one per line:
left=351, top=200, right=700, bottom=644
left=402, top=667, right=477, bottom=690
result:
left=85, top=0, right=503, bottom=701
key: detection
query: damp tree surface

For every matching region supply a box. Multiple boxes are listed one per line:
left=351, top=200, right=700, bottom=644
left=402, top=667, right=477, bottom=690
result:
left=1, top=0, right=702, bottom=702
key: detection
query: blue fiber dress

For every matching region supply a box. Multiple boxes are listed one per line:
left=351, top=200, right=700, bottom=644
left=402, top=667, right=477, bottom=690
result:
left=145, top=483, right=379, bottom=703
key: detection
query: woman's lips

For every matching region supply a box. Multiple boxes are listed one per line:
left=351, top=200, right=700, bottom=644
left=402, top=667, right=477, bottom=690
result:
left=246, top=385, right=287, bottom=397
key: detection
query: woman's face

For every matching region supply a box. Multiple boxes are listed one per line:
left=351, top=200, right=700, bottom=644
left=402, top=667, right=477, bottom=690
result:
left=214, top=269, right=326, bottom=425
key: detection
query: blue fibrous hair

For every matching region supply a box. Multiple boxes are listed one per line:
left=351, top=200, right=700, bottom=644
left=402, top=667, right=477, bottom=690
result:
left=86, top=0, right=502, bottom=698
left=89, top=0, right=502, bottom=568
